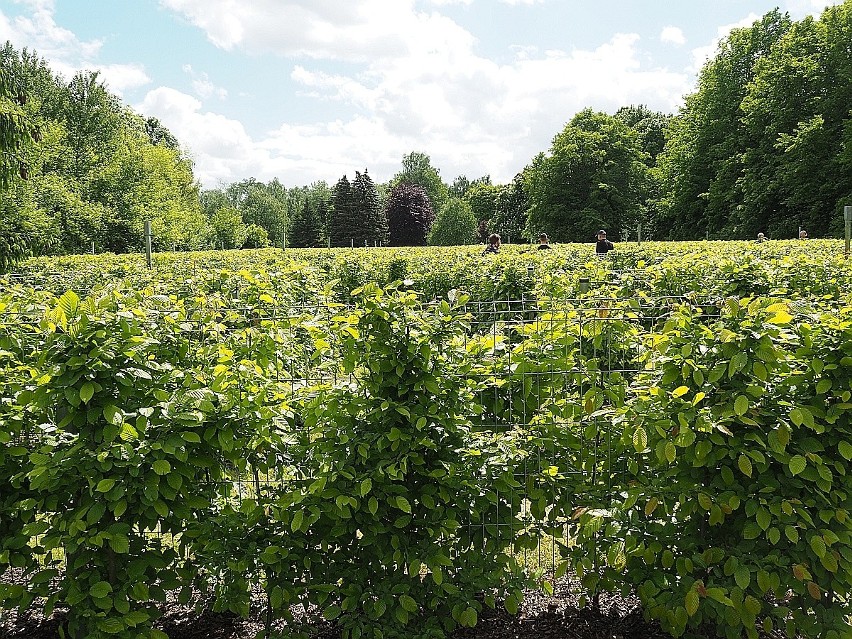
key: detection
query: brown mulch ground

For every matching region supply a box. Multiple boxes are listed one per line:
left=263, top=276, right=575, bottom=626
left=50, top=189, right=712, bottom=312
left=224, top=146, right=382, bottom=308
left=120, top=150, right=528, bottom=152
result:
left=0, top=576, right=671, bottom=639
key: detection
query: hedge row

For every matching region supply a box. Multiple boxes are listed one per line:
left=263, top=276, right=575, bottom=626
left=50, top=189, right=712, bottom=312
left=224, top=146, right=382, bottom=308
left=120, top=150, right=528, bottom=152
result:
left=1, top=279, right=851, bottom=639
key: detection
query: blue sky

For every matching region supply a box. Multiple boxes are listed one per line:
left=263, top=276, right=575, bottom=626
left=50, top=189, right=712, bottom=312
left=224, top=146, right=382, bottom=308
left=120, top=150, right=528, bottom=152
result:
left=0, top=0, right=835, bottom=189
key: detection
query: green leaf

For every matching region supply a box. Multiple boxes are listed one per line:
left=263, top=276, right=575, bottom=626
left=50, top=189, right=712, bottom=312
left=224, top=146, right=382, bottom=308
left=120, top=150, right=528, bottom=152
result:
left=838, top=441, right=852, bottom=461
left=323, top=605, right=342, bottom=620
left=396, top=496, right=412, bottom=513
left=368, top=496, right=378, bottom=515
left=400, top=594, right=418, bottom=613
left=768, top=310, right=793, bottom=325
left=809, top=535, right=826, bottom=558
left=785, top=525, right=799, bottom=544
left=108, top=534, right=130, bottom=554
left=97, top=618, right=124, bottom=634
left=685, top=590, right=699, bottom=617
left=738, top=454, right=753, bottom=478
left=672, top=386, right=690, bottom=398
left=789, top=455, right=807, bottom=476
left=360, top=478, right=372, bottom=497
left=291, top=510, right=304, bottom=532
left=103, top=404, right=122, bottom=425
left=123, top=610, right=149, bottom=626
left=757, top=570, right=771, bottom=593
left=152, top=460, right=171, bottom=475
left=734, top=395, right=749, bottom=416
left=504, top=593, right=519, bottom=615
left=57, top=289, right=80, bottom=317
left=431, top=566, right=443, bottom=585
left=816, top=379, right=832, bottom=395
left=632, top=427, right=647, bottom=452
left=80, top=382, right=95, bottom=404
left=96, top=479, right=116, bottom=493
left=734, top=566, right=751, bottom=590
left=743, top=521, right=761, bottom=540
left=89, top=581, right=113, bottom=598
left=756, top=508, right=770, bottom=531
left=153, top=500, right=169, bottom=518
left=459, top=607, right=477, bottom=627
left=767, top=527, right=781, bottom=545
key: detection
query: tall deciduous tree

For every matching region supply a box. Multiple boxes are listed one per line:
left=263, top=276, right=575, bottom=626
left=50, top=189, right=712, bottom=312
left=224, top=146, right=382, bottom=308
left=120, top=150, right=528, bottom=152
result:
left=389, top=152, right=449, bottom=215
left=525, top=109, right=647, bottom=242
left=385, top=183, right=434, bottom=246
left=0, top=60, right=39, bottom=269
left=656, top=10, right=792, bottom=239
left=741, top=4, right=852, bottom=237
left=492, top=173, right=528, bottom=242
left=464, top=182, right=500, bottom=241
left=428, top=198, right=477, bottom=246
left=2, top=42, right=206, bottom=257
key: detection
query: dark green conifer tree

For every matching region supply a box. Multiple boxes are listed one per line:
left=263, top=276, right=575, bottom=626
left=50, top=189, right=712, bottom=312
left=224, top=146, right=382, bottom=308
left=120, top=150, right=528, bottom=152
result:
left=329, top=175, right=354, bottom=247
left=352, top=169, right=387, bottom=246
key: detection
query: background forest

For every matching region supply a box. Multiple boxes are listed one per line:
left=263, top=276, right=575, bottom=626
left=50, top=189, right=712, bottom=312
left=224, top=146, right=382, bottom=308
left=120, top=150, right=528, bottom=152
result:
left=2, top=4, right=852, bottom=269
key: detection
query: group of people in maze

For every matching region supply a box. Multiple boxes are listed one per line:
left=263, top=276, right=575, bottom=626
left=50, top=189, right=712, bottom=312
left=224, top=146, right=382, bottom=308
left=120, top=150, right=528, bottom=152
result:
left=482, top=229, right=615, bottom=256
left=483, top=227, right=811, bottom=255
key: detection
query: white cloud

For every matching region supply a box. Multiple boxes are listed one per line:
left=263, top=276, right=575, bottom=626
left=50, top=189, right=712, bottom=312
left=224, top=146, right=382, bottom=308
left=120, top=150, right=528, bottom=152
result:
left=138, top=27, right=689, bottom=188
left=6, top=0, right=692, bottom=189
left=0, top=0, right=102, bottom=67
left=182, top=64, right=228, bottom=100
left=500, top=0, right=545, bottom=4
left=0, top=0, right=150, bottom=96
left=689, top=13, right=761, bottom=72
left=138, top=87, right=260, bottom=185
left=784, top=0, right=839, bottom=18
left=159, top=0, right=477, bottom=62
left=97, top=64, right=151, bottom=96
left=160, top=0, right=413, bottom=59
left=660, top=26, right=686, bottom=46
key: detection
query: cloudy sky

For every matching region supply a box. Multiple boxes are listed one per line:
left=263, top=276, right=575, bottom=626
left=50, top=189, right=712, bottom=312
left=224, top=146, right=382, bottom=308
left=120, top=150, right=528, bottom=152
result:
left=0, top=0, right=835, bottom=189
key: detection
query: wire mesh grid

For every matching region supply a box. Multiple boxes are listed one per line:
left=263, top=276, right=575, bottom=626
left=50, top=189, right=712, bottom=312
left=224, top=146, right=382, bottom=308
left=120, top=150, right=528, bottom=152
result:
left=0, top=291, right=723, bottom=595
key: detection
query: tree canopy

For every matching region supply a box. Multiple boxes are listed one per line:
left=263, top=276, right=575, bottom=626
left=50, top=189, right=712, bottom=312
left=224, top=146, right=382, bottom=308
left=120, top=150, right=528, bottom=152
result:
left=6, top=3, right=852, bottom=267
left=524, top=109, right=648, bottom=242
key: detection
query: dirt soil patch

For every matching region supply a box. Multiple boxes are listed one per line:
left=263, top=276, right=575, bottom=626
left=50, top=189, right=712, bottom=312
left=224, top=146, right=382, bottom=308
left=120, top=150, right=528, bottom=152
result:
left=0, top=575, right=677, bottom=639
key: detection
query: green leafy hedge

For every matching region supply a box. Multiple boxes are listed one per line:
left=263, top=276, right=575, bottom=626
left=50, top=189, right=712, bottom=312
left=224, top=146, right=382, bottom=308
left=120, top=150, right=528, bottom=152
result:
left=2, top=244, right=852, bottom=639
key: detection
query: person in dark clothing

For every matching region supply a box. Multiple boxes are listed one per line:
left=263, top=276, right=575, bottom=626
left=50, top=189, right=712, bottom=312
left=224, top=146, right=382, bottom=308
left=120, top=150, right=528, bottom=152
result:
left=483, top=233, right=501, bottom=255
left=537, top=233, right=552, bottom=250
left=595, top=229, right=614, bottom=256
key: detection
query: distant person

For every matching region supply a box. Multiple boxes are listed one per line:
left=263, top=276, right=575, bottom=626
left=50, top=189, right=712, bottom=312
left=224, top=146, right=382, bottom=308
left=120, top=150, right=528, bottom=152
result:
left=537, top=233, right=552, bottom=250
left=799, top=229, right=808, bottom=240
left=483, top=233, right=501, bottom=255
left=756, top=232, right=767, bottom=243
left=595, top=229, right=614, bottom=256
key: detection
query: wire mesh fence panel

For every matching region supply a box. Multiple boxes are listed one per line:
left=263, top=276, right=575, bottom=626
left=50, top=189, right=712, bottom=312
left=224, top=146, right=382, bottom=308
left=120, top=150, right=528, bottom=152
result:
left=0, top=289, right=723, bottom=611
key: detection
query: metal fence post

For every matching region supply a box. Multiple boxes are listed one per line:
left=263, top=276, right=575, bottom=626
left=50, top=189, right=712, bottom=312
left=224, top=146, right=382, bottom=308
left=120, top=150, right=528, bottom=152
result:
left=144, top=220, right=153, bottom=269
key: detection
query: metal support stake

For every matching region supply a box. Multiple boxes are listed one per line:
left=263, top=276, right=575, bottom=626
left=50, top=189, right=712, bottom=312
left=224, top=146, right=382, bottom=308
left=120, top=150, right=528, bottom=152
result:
left=844, top=206, right=851, bottom=258
left=144, top=220, right=153, bottom=269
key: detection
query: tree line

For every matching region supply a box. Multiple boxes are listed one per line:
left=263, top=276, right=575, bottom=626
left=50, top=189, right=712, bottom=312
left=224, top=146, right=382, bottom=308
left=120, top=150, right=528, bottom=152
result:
left=2, top=2, right=852, bottom=266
